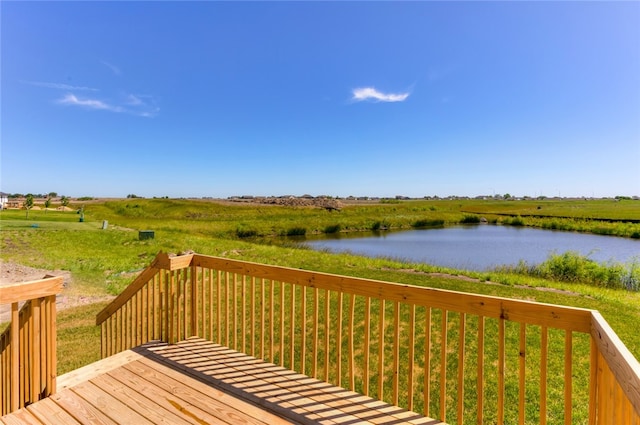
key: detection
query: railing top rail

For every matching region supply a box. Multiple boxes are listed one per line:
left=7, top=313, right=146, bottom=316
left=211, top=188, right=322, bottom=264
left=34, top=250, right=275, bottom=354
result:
left=0, top=276, right=64, bottom=305
left=193, top=254, right=595, bottom=333
left=95, top=251, right=597, bottom=332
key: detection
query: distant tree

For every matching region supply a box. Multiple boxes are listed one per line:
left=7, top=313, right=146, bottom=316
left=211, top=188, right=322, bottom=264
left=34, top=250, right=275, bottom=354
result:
left=44, top=197, right=52, bottom=213
left=25, top=194, right=34, bottom=219
left=504, top=193, right=512, bottom=199
left=60, top=196, right=70, bottom=209
left=48, top=192, right=58, bottom=198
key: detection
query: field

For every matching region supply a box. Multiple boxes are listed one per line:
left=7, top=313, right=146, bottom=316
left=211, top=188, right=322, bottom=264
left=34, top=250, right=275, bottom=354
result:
left=1, top=197, right=639, bottom=377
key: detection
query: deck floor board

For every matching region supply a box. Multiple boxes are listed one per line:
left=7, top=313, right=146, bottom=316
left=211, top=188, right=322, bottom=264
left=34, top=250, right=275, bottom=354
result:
left=1, top=337, right=443, bottom=425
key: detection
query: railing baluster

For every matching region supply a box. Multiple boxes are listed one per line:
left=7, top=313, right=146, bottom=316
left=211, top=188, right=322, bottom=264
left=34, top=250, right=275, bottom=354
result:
left=337, top=292, right=343, bottom=388
left=324, top=288, right=330, bottom=383
left=565, top=330, right=573, bottom=425
left=124, top=301, right=129, bottom=350
left=136, top=290, right=142, bottom=346
left=424, top=306, right=432, bottom=418
left=251, top=276, right=256, bottom=357
left=177, top=271, right=182, bottom=342
left=216, top=270, right=221, bottom=344
left=32, top=298, right=40, bottom=402
left=408, top=303, right=415, bottom=411
left=225, top=271, right=230, bottom=347
left=279, top=281, right=285, bottom=367
left=208, top=270, right=214, bottom=342
left=498, top=316, right=505, bottom=425
left=378, top=299, right=385, bottom=401
left=48, top=294, right=57, bottom=395
left=169, top=271, right=175, bottom=344
left=260, top=278, right=265, bottom=360
left=184, top=268, right=189, bottom=340
left=190, top=265, right=197, bottom=338
left=363, top=297, right=371, bottom=396
left=144, top=280, right=150, bottom=342
left=301, top=286, right=307, bottom=376
left=519, top=323, right=526, bottom=425
left=477, top=315, right=485, bottom=425
left=19, top=306, right=25, bottom=408
left=242, top=275, right=247, bottom=354
left=348, top=293, right=355, bottom=392
left=290, top=282, right=295, bottom=370
left=392, top=301, right=400, bottom=406
left=270, top=279, right=275, bottom=363
left=233, top=273, right=238, bottom=351
left=440, top=309, right=448, bottom=422
left=312, top=287, right=319, bottom=379
left=151, top=274, right=157, bottom=341
left=458, top=312, right=466, bottom=425
left=541, top=325, right=548, bottom=425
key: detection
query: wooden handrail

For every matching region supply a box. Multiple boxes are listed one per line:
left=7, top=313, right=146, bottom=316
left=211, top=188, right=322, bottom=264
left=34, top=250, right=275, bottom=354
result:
left=591, top=311, right=640, bottom=421
left=97, top=252, right=640, bottom=424
left=192, top=255, right=595, bottom=332
left=1, top=276, right=63, bottom=416
left=0, top=276, right=64, bottom=305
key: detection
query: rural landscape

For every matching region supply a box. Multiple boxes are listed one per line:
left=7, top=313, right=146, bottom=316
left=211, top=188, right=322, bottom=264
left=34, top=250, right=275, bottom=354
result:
left=2, top=2, right=639, bottom=422
left=1, top=195, right=639, bottom=423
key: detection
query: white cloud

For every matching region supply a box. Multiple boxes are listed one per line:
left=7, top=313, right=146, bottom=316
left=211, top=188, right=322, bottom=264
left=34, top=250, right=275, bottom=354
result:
left=126, top=94, right=143, bottom=105
left=57, top=93, right=117, bottom=110
left=22, top=80, right=98, bottom=91
left=101, top=60, right=122, bottom=76
left=352, top=87, right=409, bottom=103
left=57, top=93, right=158, bottom=118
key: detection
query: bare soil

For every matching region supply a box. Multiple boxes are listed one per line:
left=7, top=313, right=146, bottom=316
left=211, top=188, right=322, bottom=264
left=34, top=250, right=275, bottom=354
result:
left=0, top=260, right=114, bottom=323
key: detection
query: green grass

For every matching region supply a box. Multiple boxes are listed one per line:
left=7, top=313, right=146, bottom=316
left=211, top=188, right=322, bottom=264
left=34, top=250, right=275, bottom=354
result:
left=1, top=198, right=639, bottom=386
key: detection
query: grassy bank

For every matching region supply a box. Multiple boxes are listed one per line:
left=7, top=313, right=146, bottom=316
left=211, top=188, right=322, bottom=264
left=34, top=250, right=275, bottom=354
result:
left=1, top=198, right=639, bottom=376
left=77, top=197, right=640, bottom=238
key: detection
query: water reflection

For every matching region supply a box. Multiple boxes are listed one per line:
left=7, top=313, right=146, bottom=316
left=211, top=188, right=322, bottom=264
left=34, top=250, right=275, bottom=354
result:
left=303, top=225, right=640, bottom=271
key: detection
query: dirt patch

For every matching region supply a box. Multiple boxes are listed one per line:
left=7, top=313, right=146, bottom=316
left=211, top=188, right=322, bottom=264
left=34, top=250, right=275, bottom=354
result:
left=228, top=196, right=344, bottom=210
left=0, top=260, right=114, bottom=323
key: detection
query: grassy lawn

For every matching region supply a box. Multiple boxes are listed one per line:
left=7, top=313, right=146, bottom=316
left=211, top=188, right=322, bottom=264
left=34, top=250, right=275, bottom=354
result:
left=1, top=198, right=639, bottom=380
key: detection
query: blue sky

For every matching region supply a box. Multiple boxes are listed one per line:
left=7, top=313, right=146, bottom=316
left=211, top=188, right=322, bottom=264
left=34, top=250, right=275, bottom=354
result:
left=2, top=1, right=639, bottom=199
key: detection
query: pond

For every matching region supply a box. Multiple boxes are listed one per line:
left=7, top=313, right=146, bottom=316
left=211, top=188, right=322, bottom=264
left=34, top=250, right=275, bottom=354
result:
left=303, top=225, right=640, bottom=271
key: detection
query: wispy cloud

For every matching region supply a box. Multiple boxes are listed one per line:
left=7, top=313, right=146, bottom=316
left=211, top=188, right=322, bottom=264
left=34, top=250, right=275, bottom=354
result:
left=58, top=93, right=121, bottom=111
left=125, top=94, right=143, bottom=106
left=101, top=60, right=122, bottom=76
left=57, top=93, right=158, bottom=118
left=22, top=80, right=98, bottom=91
left=352, top=87, right=410, bottom=103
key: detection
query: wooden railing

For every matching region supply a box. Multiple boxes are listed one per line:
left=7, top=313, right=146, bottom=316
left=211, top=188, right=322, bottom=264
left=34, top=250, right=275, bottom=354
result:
left=97, top=252, right=640, bottom=425
left=1, top=276, right=64, bottom=416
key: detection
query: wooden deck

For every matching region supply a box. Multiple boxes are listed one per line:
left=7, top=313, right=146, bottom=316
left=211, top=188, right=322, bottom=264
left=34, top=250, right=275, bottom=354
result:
left=1, top=337, right=441, bottom=425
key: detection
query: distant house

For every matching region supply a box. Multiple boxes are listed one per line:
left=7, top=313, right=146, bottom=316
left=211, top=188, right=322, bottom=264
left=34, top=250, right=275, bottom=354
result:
left=0, top=192, right=9, bottom=209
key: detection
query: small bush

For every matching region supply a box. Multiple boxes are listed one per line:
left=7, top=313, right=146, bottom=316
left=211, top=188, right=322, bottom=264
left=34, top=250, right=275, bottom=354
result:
left=286, top=227, right=307, bottom=236
left=412, top=218, right=445, bottom=228
left=236, top=227, right=258, bottom=238
left=324, top=224, right=341, bottom=234
left=460, top=215, right=481, bottom=224
left=499, top=251, right=640, bottom=291
left=503, top=216, right=525, bottom=226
